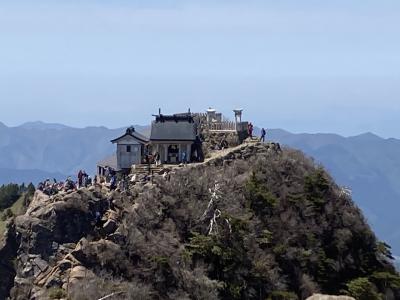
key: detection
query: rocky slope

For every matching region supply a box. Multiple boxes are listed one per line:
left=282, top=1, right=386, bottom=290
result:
left=1, top=142, right=399, bottom=300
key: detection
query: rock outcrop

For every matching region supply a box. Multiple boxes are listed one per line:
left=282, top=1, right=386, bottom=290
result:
left=7, top=185, right=124, bottom=299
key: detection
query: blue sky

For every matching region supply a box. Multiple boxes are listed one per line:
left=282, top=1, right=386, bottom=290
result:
left=1, top=0, right=400, bottom=137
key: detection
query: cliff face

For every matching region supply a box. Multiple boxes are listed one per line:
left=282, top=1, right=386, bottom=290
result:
left=0, top=223, right=18, bottom=300
left=2, top=143, right=399, bottom=300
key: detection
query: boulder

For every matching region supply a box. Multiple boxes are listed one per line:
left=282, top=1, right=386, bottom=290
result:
left=67, top=265, right=95, bottom=286
left=71, top=239, right=134, bottom=277
left=31, top=256, right=49, bottom=276
left=35, top=259, right=73, bottom=287
left=15, top=191, right=99, bottom=258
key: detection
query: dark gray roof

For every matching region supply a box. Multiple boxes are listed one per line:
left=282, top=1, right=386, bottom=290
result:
left=111, top=127, right=149, bottom=143
left=97, top=154, right=117, bottom=170
left=150, top=120, right=196, bottom=141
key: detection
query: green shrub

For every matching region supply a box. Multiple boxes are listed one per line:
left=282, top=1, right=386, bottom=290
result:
left=370, top=271, right=400, bottom=289
left=185, top=232, right=215, bottom=258
left=257, top=229, right=273, bottom=246
left=0, top=183, right=22, bottom=210
left=48, top=287, right=67, bottom=299
left=245, top=172, right=278, bottom=215
left=228, top=284, right=244, bottom=299
left=376, top=241, right=394, bottom=260
left=1, top=208, right=14, bottom=221
left=27, top=183, right=36, bottom=196
left=304, top=169, right=329, bottom=207
left=272, top=244, right=286, bottom=256
left=151, top=255, right=169, bottom=268
left=267, top=290, right=298, bottom=300
left=346, top=277, right=381, bottom=300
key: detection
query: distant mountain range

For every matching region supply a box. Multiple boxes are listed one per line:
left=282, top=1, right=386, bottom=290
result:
left=0, top=168, right=67, bottom=185
left=0, top=121, right=399, bottom=256
left=0, top=121, right=148, bottom=179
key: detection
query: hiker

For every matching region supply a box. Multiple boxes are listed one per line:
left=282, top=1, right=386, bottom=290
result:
left=44, top=178, right=51, bottom=188
left=162, top=171, right=169, bottom=181
left=105, top=166, right=113, bottom=182
left=64, top=176, right=75, bottom=191
left=94, top=211, right=102, bottom=227
left=163, top=171, right=171, bottom=181
left=121, top=175, right=128, bottom=191
left=77, top=170, right=83, bottom=188
left=82, top=171, right=89, bottom=187
left=260, top=128, right=266, bottom=142
left=117, top=175, right=127, bottom=191
left=86, top=175, right=92, bottom=187
left=110, top=175, right=117, bottom=190
left=104, top=167, right=110, bottom=181
left=248, top=122, right=254, bottom=138
left=181, top=151, right=187, bottom=164
left=37, top=182, right=44, bottom=191
left=55, top=182, right=63, bottom=192
left=130, top=174, right=137, bottom=184
left=219, top=139, right=228, bottom=149
left=155, top=152, right=161, bottom=166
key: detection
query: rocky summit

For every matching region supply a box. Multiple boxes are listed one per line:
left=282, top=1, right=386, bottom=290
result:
left=1, top=142, right=399, bottom=300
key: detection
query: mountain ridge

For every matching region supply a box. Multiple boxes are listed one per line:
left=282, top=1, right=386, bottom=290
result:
left=1, top=121, right=399, bottom=255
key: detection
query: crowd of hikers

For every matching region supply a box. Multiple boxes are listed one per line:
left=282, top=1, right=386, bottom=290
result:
left=37, top=166, right=172, bottom=196
left=37, top=177, right=76, bottom=195
left=37, top=169, right=97, bottom=196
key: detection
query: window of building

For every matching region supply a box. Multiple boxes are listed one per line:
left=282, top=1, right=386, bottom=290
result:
left=127, top=145, right=131, bottom=152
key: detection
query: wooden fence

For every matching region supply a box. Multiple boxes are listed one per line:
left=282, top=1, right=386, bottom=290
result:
left=208, top=121, right=237, bottom=131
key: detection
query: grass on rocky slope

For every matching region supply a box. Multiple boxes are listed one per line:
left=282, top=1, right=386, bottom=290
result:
left=0, top=194, right=26, bottom=238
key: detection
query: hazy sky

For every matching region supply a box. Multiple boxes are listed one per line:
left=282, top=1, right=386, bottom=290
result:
left=1, top=0, right=400, bottom=137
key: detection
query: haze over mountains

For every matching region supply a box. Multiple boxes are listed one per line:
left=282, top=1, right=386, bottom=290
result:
left=0, top=121, right=149, bottom=183
left=0, top=121, right=399, bottom=255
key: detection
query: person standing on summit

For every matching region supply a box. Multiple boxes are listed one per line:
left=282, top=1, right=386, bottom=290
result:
left=260, top=128, right=266, bottom=142
left=248, top=122, right=254, bottom=138
left=77, top=170, right=83, bottom=188
left=181, top=151, right=187, bottom=165
left=155, top=152, right=161, bottom=166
